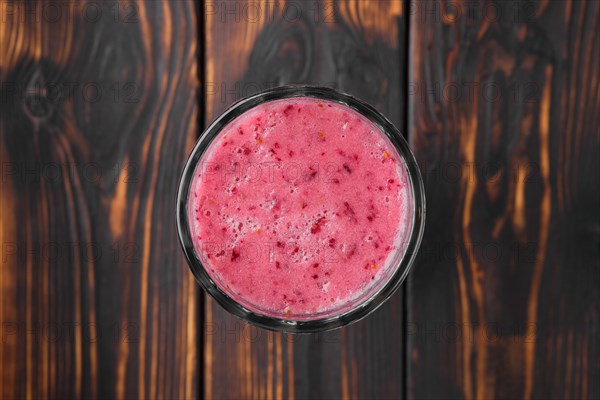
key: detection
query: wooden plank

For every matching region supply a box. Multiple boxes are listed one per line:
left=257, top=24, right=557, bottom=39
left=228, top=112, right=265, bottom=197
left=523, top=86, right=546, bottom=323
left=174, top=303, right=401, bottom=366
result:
left=0, top=1, right=199, bottom=398
left=203, top=1, right=407, bottom=398
left=407, top=0, right=599, bottom=398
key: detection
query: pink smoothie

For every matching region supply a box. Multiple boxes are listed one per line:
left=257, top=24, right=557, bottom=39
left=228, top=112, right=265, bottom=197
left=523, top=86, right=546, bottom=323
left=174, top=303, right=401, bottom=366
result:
left=189, top=97, right=412, bottom=317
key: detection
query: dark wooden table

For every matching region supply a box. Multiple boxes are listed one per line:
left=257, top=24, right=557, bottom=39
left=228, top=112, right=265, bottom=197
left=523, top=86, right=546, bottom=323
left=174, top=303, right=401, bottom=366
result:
left=1, top=1, right=598, bottom=399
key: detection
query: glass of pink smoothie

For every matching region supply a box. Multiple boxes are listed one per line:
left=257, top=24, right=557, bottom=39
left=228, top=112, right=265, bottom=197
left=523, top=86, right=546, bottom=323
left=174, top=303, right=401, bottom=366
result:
left=177, top=86, right=425, bottom=332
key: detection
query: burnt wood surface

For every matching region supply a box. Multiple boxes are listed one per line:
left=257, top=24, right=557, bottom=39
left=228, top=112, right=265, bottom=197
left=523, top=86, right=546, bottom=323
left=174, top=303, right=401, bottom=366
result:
left=0, top=2, right=199, bottom=399
left=1, top=0, right=598, bottom=399
left=408, top=1, right=599, bottom=399
left=203, top=1, right=407, bottom=399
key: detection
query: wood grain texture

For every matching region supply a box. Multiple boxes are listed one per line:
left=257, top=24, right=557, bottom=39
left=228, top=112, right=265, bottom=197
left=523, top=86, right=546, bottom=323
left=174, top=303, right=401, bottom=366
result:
left=203, top=1, right=407, bottom=398
left=1, top=0, right=598, bottom=398
left=0, top=1, right=198, bottom=398
left=407, top=0, right=600, bottom=399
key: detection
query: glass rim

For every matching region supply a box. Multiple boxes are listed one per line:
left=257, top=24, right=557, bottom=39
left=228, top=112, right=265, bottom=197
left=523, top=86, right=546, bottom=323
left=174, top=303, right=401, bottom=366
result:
left=176, top=85, right=426, bottom=333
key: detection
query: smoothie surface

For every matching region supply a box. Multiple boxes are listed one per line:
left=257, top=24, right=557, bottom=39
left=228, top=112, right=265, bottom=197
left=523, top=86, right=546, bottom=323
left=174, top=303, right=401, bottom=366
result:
left=189, top=97, right=412, bottom=317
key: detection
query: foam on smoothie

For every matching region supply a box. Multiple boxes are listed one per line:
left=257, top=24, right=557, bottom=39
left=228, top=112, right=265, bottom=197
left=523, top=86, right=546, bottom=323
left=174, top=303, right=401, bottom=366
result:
left=189, top=97, right=412, bottom=317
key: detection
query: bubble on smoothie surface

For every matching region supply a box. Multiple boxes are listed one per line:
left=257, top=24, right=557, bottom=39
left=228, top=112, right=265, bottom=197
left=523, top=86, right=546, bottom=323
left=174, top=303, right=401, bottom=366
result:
left=188, top=97, right=412, bottom=316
